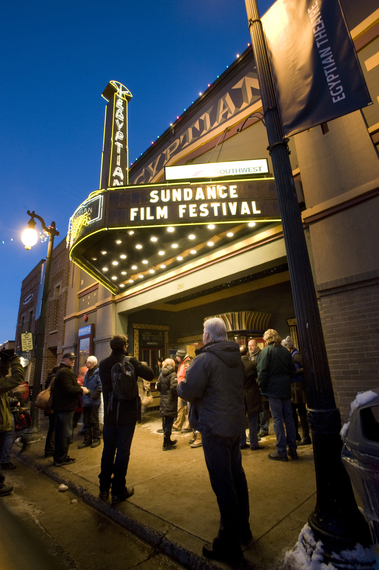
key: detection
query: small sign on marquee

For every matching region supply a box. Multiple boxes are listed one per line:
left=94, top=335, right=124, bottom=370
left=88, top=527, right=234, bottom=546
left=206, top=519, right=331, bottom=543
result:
left=165, top=159, right=269, bottom=181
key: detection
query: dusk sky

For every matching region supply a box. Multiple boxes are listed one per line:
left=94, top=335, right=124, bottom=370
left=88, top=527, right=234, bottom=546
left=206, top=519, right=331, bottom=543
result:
left=0, top=0, right=274, bottom=343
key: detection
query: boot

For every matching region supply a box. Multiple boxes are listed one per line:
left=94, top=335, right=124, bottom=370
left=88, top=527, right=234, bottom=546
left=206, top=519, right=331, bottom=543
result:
left=0, top=483, right=13, bottom=497
left=190, top=432, right=202, bottom=448
left=163, top=434, right=176, bottom=451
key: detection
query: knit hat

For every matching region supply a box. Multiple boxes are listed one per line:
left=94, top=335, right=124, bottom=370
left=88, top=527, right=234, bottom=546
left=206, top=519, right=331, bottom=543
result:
left=281, top=336, right=294, bottom=349
left=175, top=349, right=186, bottom=360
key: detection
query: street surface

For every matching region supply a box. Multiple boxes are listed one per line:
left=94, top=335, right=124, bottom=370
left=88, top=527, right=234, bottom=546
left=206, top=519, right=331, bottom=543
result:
left=0, top=456, right=186, bottom=570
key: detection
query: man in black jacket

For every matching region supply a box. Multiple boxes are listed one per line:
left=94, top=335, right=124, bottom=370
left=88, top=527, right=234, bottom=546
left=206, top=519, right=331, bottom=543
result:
left=51, top=353, right=89, bottom=467
left=98, top=335, right=154, bottom=505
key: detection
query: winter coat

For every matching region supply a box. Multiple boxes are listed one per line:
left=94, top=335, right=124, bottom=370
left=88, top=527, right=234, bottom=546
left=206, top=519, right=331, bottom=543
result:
left=241, top=355, right=262, bottom=415
left=0, top=356, right=24, bottom=433
left=99, top=349, right=154, bottom=426
left=290, top=349, right=307, bottom=404
left=257, top=344, right=296, bottom=400
left=51, top=363, right=83, bottom=412
left=157, top=365, right=178, bottom=417
left=177, top=356, right=191, bottom=384
left=178, top=340, right=245, bottom=438
left=82, top=366, right=102, bottom=407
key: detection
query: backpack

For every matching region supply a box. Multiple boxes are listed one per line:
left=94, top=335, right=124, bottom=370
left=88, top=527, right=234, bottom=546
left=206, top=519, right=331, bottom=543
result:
left=109, top=357, right=138, bottom=410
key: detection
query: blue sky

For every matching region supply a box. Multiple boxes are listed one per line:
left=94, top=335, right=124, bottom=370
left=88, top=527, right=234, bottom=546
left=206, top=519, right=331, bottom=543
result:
left=0, top=0, right=274, bottom=343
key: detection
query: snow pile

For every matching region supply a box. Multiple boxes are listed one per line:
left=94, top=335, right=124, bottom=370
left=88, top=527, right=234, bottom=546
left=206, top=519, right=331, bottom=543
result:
left=283, top=524, right=379, bottom=569
left=340, top=389, right=378, bottom=439
left=350, top=391, right=378, bottom=414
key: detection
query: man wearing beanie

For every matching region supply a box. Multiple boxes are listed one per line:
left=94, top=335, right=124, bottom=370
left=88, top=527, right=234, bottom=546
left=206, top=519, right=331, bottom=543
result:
left=281, top=336, right=311, bottom=445
left=257, top=329, right=297, bottom=461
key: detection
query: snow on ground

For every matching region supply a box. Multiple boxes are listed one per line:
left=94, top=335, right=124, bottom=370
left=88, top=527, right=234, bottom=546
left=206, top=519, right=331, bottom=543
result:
left=283, top=524, right=379, bottom=569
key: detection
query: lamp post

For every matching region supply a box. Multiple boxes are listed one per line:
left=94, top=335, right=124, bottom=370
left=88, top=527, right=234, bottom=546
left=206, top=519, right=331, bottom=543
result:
left=244, top=0, right=372, bottom=562
left=21, top=210, right=59, bottom=443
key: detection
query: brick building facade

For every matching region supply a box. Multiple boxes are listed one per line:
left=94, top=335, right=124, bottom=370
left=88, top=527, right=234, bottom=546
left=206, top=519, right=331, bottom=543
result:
left=15, top=237, right=70, bottom=388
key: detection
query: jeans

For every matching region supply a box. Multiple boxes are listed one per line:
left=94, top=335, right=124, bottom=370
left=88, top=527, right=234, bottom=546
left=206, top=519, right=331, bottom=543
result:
left=268, top=397, right=297, bottom=455
left=0, top=415, right=16, bottom=463
left=292, top=403, right=310, bottom=439
left=53, top=411, right=74, bottom=464
left=83, top=405, right=101, bottom=443
left=45, top=413, right=56, bottom=455
left=99, top=422, right=136, bottom=497
left=202, top=432, right=250, bottom=547
left=259, top=399, right=270, bottom=434
left=240, top=412, right=259, bottom=448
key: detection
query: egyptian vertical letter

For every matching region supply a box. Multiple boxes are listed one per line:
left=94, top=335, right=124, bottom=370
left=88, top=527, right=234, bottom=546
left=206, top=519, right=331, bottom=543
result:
left=100, top=81, right=133, bottom=189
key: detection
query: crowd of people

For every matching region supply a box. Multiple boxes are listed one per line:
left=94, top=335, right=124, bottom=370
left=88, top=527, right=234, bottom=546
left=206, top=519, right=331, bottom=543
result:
left=0, top=323, right=312, bottom=564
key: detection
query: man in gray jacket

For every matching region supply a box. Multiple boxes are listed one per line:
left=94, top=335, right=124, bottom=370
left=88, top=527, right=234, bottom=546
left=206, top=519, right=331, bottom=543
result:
left=178, top=317, right=251, bottom=563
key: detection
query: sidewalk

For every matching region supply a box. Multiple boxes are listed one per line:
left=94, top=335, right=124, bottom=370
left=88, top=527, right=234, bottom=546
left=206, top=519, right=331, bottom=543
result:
left=14, top=411, right=316, bottom=570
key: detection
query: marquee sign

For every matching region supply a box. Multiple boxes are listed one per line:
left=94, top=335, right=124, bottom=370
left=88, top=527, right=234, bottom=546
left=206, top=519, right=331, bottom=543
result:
left=105, top=178, right=278, bottom=228
left=68, top=178, right=279, bottom=250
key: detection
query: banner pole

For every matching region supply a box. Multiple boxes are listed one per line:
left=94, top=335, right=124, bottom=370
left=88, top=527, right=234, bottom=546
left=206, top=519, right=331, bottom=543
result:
left=244, top=0, right=372, bottom=558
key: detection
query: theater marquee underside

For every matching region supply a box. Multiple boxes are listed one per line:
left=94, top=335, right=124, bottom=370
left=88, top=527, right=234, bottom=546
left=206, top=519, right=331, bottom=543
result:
left=68, top=178, right=280, bottom=295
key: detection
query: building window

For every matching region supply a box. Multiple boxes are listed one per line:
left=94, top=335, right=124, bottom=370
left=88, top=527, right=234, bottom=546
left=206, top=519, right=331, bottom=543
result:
left=52, top=285, right=60, bottom=329
left=28, top=311, right=33, bottom=332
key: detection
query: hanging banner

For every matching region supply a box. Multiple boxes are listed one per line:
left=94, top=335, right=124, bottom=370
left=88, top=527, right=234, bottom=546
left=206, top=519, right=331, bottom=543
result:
left=261, top=0, right=372, bottom=137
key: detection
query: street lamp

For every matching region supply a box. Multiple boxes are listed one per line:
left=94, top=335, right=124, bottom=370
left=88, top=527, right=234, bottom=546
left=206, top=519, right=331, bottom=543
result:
left=21, top=210, right=59, bottom=443
left=244, top=0, right=372, bottom=563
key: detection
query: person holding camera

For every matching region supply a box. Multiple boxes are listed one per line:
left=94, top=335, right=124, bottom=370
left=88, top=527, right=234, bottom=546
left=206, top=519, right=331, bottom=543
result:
left=51, top=353, right=89, bottom=467
left=0, top=349, right=24, bottom=497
